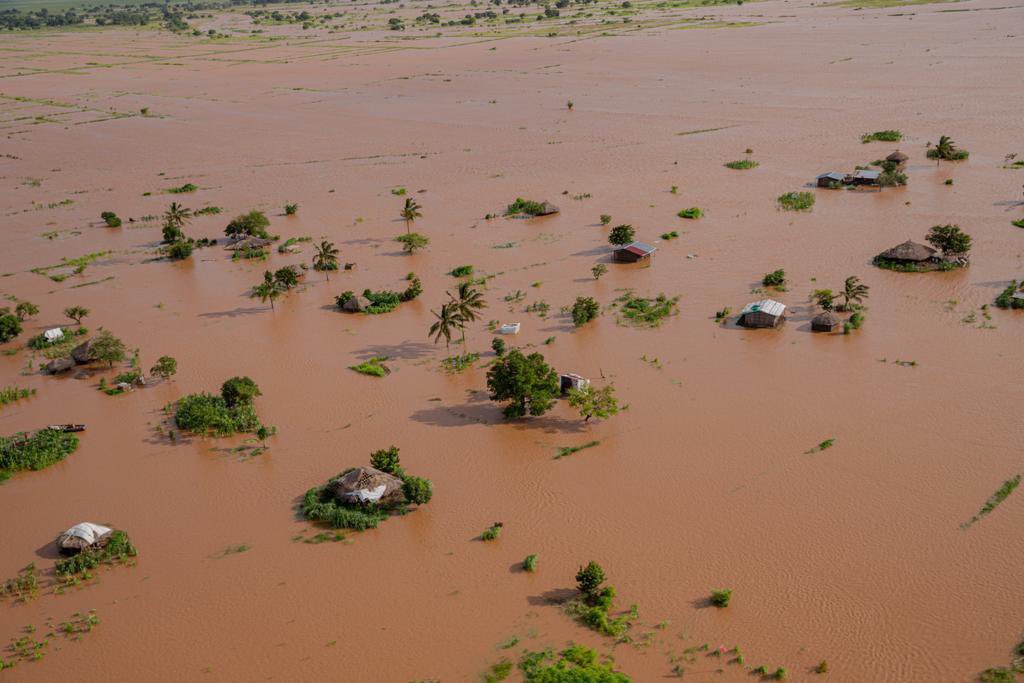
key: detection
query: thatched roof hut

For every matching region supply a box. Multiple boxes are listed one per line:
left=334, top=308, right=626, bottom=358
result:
left=342, top=295, right=371, bottom=313
left=877, top=240, right=937, bottom=263
left=536, top=201, right=560, bottom=216
left=811, top=311, right=841, bottom=332
left=886, top=151, right=909, bottom=165
left=56, top=522, right=112, bottom=556
left=71, top=338, right=98, bottom=364
left=328, top=467, right=406, bottom=507
left=738, top=299, right=786, bottom=328
left=45, top=357, right=75, bottom=374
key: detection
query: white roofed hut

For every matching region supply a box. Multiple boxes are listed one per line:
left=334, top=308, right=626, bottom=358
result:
left=56, top=522, right=112, bottom=556
left=737, top=299, right=786, bottom=328
left=328, top=467, right=406, bottom=508
left=559, top=373, right=590, bottom=395
left=44, top=328, right=64, bottom=343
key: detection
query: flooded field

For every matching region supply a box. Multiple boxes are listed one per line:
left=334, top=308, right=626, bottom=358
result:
left=1, top=0, right=1023, bottom=679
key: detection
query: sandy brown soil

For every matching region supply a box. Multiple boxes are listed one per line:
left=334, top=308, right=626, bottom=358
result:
left=1, top=0, right=1024, bottom=679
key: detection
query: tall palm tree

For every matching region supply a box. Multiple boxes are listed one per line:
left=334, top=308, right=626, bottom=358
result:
left=312, top=240, right=339, bottom=282
left=840, top=276, right=870, bottom=312
left=400, top=197, right=422, bottom=234
left=934, top=135, right=956, bottom=164
left=253, top=270, right=282, bottom=311
left=428, top=301, right=457, bottom=358
left=448, top=282, right=487, bottom=351
left=164, top=202, right=192, bottom=229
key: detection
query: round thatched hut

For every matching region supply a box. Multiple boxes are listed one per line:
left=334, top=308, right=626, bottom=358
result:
left=56, top=522, right=112, bottom=556
left=811, top=311, right=841, bottom=333
left=328, top=467, right=405, bottom=507
left=536, top=201, right=560, bottom=216
left=886, top=151, right=909, bottom=166
left=342, top=295, right=371, bottom=313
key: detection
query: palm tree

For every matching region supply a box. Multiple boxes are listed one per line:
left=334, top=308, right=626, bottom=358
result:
left=164, top=202, right=192, bottom=229
left=253, top=271, right=282, bottom=311
left=312, top=240, right=339, bottom=282
left=934, top=135, right=956, bottom=165
left=400, top=197, right=422, bottom=234
left=840, top=276, right=870, bottom=312
left=448, top=282, right=487, bottom=351
left=428, top=302, right=457, bottom=358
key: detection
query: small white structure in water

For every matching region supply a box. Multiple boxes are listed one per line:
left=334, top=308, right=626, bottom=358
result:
left=737, top=299, right=786, bottom=328
left=498, top=322, right=521, bottom=335
left=43, top=328, right=64, bottom=343
left=559, top=373, right=590, bottom=395
left=57, top=522, right=112, bottom=554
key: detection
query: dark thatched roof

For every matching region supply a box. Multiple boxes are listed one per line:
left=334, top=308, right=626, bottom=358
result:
left=536, top=201, right=560, bottom=216
left=811, top=311, right=840, bottom=331
left=877, top=240, right=936, bottom=262
left=225, top=237, right=272, bottom=251
left=886, top=151, right=909, bottom=163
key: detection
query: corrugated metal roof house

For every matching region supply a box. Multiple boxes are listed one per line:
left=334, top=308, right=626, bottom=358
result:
left=738, top=299, right=786, bottom=328
left=817, top=172, right=847, bottom=188
left=851, top=169, right=881, bottom=186
left=613, top=242, right=657, bottom=263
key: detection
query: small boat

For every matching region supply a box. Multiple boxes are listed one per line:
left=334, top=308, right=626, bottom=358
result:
left=46, top=424, right=86, bottom=433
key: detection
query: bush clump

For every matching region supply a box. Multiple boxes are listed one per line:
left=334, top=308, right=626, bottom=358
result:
left=710, top=588, right=732, bottom=607
left=100, top=211, right=122, bottom=227
left=762, top=269, right=786, bottom=288
left=860, top=130, right=902, bottom=143
left=0, top=314, right=22, bottom=344
left=777, top=192, right=815, bottom=211
left=677, top=207, right=703, bottom=219
left=0, top=428, right=79, bottom=479
left=613, top=292, right=679, bottom=327
left=174, top=377, right=264, bottom=436
left=518, top=644, right=630, bottom=682
left=608, top=224, right=635, bottom=246
left=995, top=281, right=1024, bottom=309
left=449, top=265, right=474, bottom=277
left=225, top=210, right=271, bottom=239
left=505, top=198, right=546, bottom=216
left=571, top=296, right=600, bottom=327
left=724, top=159, right=758, bottom=170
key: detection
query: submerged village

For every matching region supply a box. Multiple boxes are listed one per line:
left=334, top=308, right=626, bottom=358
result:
left=1, top=1, right=1024, bottom=680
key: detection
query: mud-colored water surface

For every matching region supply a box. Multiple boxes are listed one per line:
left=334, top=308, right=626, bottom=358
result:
left=1, top=0, right=1023, bottom=679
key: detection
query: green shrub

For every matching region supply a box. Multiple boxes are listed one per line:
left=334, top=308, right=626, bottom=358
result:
left=394, top=232, right=429, bottom=254
left=0, top=386, right=34, bottom=408
left=491, top=337, right=506, bottom=356
left=167, top=183, right=197, bottom=194
left=599, top=214, right=612, bottom=225
left=449, top=265, right=474, bottom=277
left=284, top=203, right=298, bottom=215
left=225, top=210, right=270, bottom=239
left=350, top=356, right=389, bottom=377
left=166, top=240, right=193, bottom=260
left=608, top=224, right=635, bottom=246
left=400, top=273, right=422, bottom=302
left=518, top=644, right=630, bottom=682
left=402, top=475, right=432, bottom=504
left=481, top=523, right=503, bottom=541
left=575, top=561, right=605, bottom=594
left=677, top=207, right=703, bottom=219
left=301, top=484, right=389, bottom=530
left=710, top=588, right=732, bottom=608
left=54, top=530, right=136, bottom=577
left=0, top=315, right=22, bottom=343
left=571, top=296, right=600, bottom=327
left=724, top=159, right=758, bottom=169
left=659, top=231, right=679, bottom=240
left=613, top=292, right=679, bottom=327
left=995, top=281, right=1024, bottom=309
left=363, top=289, right=402, bottom=314
left=0, top=428, right=78, bottom=476
left=174, top=393, right=261, bottom=436
left=927, top=147, right=969, bottom=161
left=221, top=376, right=261, bottom=407
left=860, top=130, right=902, bottom=143
left=523, top=554, right=538, bottom=572
left=777, top=192, right=815, bottom=211
left=506, top=197, right=546, bottom=216
left=370, top=446, right=402, bottom=474
left=762, top=269, right=786, bottom=288
left=101, top=212, right=122, bottom=227
left=1012, top=219, right=1024, bottom=229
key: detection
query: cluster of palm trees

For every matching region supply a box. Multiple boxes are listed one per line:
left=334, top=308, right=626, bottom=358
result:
left=429, top=282, right=486, bottom=358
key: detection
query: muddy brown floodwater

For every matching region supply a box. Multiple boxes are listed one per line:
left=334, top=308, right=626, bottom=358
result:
left=1, top=0, right=1023, bottom=680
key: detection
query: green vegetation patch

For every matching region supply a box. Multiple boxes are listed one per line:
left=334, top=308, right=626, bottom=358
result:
left=677, top=207, right=703, bottom=219
left=505, top=197, right=547, bottom=216
left=350, top=356, right=390, bottom=377
left=724, top=159, right=759, bottom=169
left=962, top=475, right=1021, bottom=529
left=0, top=428, right=79, bottom=480
left=555, top=440, right=600, bottom=459
left=612, top=292, right=680, bottom=327
left=860, top=130, right=903, bottom=143
left=0, top=386, right=35, bottom=409
left=519, top=644, right=630, bottom=682
left=777, top=191, right=815, bottom=211
left=31, top=251, right=111, bottom=282
left=995, top=281, right=1024, bottom=309
left=166, top=183, right=198, bottom=194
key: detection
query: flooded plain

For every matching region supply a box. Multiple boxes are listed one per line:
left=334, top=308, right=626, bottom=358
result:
left=1, top=0, right=1023, bottom=679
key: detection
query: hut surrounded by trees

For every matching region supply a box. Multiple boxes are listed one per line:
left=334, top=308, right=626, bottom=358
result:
left=613, top=242, right=657, bottom=263
left=886, top=151, right=909, bottom=167
left=875, top=240, right=938, bottom=265
left=737, top=299, right=786, bottom=328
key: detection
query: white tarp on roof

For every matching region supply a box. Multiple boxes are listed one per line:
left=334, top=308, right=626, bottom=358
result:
left=498, top=322, right=521, bottom=335
left=44, top=328, right=64, bottom=342
left=62, top=522, right=111, bottom=545
left=740, top=299, right=786, bottom=317
left=343, top=485, right=387, bottom=503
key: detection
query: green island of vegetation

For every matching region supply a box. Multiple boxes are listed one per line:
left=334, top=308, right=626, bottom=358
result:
left=173, top=376, right=267, bottom=437
left=0, top=428, right=79, bottom=482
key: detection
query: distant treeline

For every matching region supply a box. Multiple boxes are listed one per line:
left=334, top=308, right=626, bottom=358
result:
left=1, top=0, right=311, bottom=31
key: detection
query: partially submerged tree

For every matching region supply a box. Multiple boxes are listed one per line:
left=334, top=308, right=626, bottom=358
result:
left=221, top=376, right=261, bottom=408
left=252, top=271, right=283, bottom=310
left=225, top=210, right=270, bottom=239
left=838, top=276, right=870, bottom=312
left=0, top=315, right=21, bottom=344
left=571, top=296, right=600, bottom=327
left=150, top=356, right=178, bottom=381
left=428, top=301, right=458, bottom=358
left=91, top=330, right=127, bottom=367
left=400, top=197, right=422, bottom=234
left=312, top=240, right=339, bottom=281
left=449, top=282, right=487, bottom=349
left=591, top=264, right=607, bottom=280
left=64, top=306, right=89, bottom=326
left=14, top=301, right=38, bottom=322
left=812, top=289, right=835, bottom=312
left=926, top=224, right=972, bottom=258
left=608, top=224, right=635, bottom=247
left=567, top=384, right=620, bottom=422
left=486, top=349, right=559, bottom=418
left=395, top=232, right=429, bottom=254
left=927, top=135, right=968, bottom=163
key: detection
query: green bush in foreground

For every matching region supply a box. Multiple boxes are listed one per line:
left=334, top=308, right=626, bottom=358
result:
left=0, top=429, right=79, bottom=478
left=224, top=210, right=270, bottom=239
left=519, top=644, right=630, bottom=682
left=523, top=554, right=538, bottom=572
left=710, top=588, right=732, bottom=608
left=995, top=281, right=1024, bottom=309
left=174, top=393, right=261, bottom=436
left=350, top=356, right=389, bottom=377
left=0, top=315, right=22, bottom=344
left=571, top=296, right=600, bottom=327
left=762, top=269, right=786, bottom=288
left=777, top=191, right=815, bottom=211
left=506, top=197, right=546, bottom=216
left=54, top=530, right=136, bottom=577
left=677, top=207, right=703, bottom=219
left=613, top=292, right=680, bottom=327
